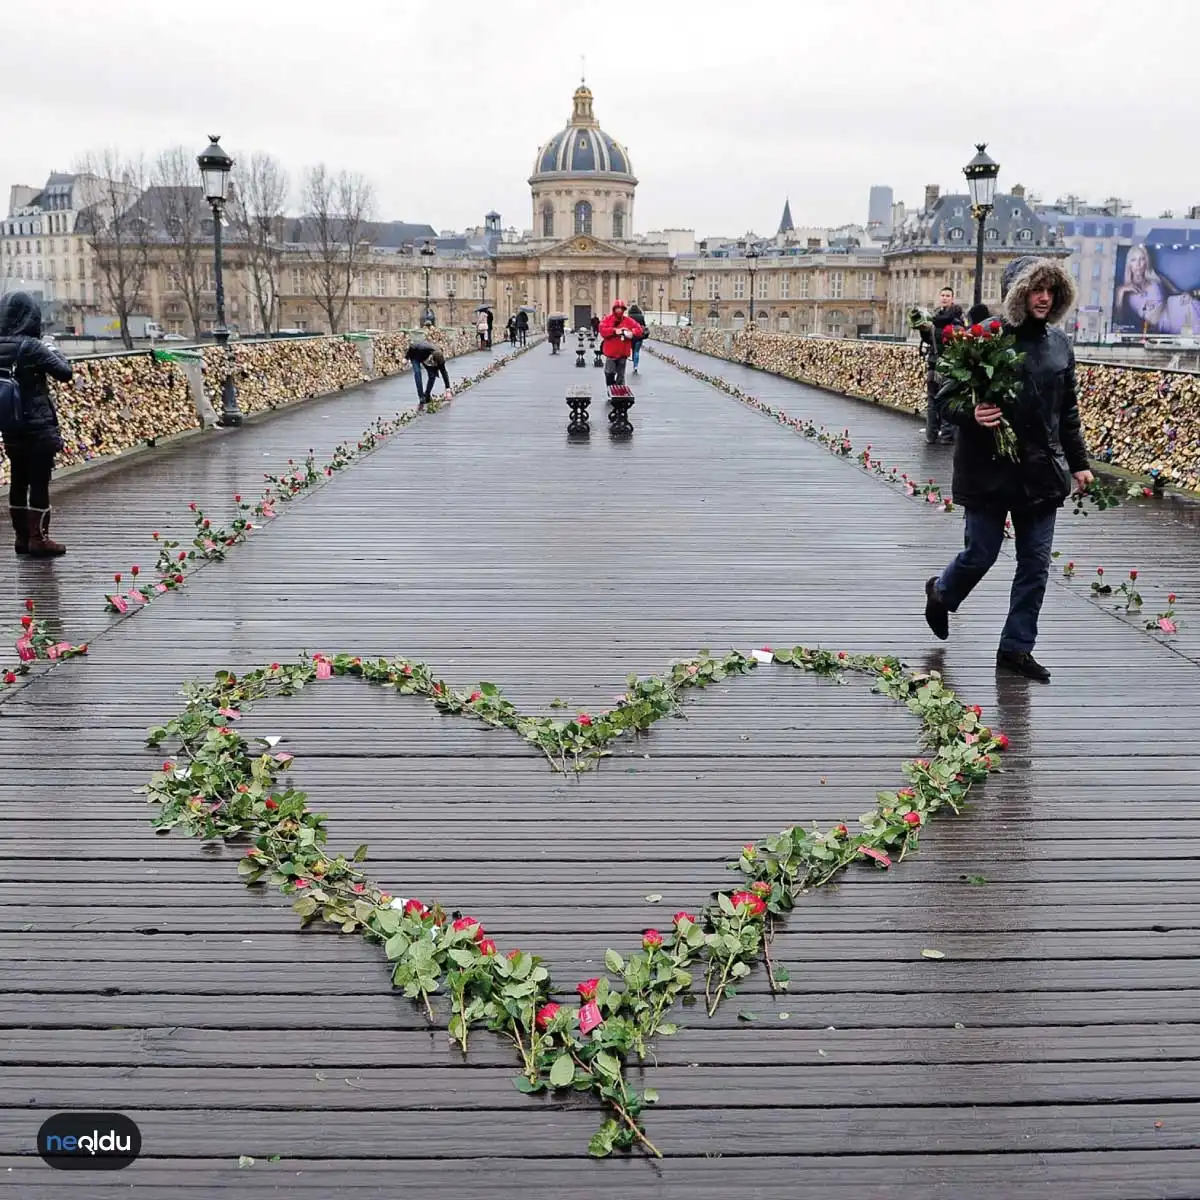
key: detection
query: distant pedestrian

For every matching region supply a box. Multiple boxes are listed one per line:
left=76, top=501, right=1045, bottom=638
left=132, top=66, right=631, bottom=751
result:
left=515, top=310, right=529, bottom=346
left=404, top=341, right=451, bottom=405
left=590, top=314, right=601, bottom=338
left=923, top=257, right=1093, bottom=682
left=476, top=311, right=489, bottom=350
left=0, top=291, right=72, bottom=557
left=485, top=308, right=494, bottom=348
left=506, top=315, right=517, bottom=345
left=598, top=298, right=643, bottom=388
left=919, top=287, right=964, bottom=444
left=627, top=302, right=647, bottom=373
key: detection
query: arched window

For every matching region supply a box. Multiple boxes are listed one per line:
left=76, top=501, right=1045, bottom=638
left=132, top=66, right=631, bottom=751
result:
left=574, top=200, right=592, bottom=236
left=948, top=227, right=965, bottom=241
left=732, top=310, right=746, bottom=331
left=1017, top=228, right=1033, bottom=242
left=542, top=204, right=554, bottom=238
left=612, top=205, right=625, bottom=239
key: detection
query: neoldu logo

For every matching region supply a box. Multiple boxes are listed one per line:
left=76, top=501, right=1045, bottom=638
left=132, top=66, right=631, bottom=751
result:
left=37, top=1112, right=141, bottom=1170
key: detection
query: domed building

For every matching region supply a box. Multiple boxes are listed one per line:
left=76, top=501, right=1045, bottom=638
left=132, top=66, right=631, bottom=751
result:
left=496, top=82, right=670, bottom=330
left=530, top=84, right=637, bottom=244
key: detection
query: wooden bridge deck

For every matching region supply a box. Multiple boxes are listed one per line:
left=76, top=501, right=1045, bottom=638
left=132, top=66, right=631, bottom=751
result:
left=2, top=342, right=1199, bottom=1198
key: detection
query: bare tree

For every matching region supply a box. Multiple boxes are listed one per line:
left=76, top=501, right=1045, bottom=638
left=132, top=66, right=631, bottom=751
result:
left=151, top=146, right=209, bottom=338
left=228, top=152, right=289, bottom=334
left=299, top=165, right=375, bottom=334
left=75, top=149, right=151, bottom=349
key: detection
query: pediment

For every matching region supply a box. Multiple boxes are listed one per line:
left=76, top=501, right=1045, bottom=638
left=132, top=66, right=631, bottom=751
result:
left=547, top=234, right=627, bottom=256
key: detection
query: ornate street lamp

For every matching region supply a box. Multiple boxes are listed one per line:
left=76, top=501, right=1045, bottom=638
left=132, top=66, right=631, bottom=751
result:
left=686, top=272, right=696, bottom=326
left=448, top=282, right=456, bottom=327
left=196, top=135, right=241, bottom=426
left=658, top=281, right=665, bottom=320
left=745, top=243, right=760, bottom=331
left=420, top=240, right=435, bottom=326
left=963, top=143, right=1000, bottom=309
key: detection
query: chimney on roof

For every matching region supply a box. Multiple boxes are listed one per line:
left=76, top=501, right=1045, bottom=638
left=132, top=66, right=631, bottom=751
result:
left=1011, top=183, right=1026, bottom=200
left=924, top=184, right=940, bottom=213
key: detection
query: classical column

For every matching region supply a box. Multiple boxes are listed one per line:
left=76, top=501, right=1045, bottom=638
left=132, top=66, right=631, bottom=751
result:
left=544, top=272, right=551, bottom=318
left=595, top=271, right=604, bottom=315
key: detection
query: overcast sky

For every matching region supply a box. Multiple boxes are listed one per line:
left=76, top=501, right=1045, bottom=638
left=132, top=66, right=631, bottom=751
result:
left=4, top=0, right=1198, bottom=237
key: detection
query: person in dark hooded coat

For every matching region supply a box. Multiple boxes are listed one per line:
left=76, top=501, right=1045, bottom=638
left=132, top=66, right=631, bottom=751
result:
left=919, top=286, right=964, bottom=443
left=0, top=291, right=72, bottom=556
left=923, top=257, right=1094, bottom=682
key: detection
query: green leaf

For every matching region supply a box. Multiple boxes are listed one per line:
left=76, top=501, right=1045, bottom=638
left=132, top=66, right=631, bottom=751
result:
left=512, top=1076, right=539, bottom=1094
left=604, top=947, right=625, bottom=974
left=965, top=874, right=988, bottom=886
left=717, top=892, right=736, bottom=917
left=549, top=1053, right=575, bottom=1088
left=352, top=843, right=369, bottom=862
left=593, top=1050, right=621, bottom=1081
left=738, top=1010, right=759, bottom=1022
left=643, top=1087, right=660, bottom=1104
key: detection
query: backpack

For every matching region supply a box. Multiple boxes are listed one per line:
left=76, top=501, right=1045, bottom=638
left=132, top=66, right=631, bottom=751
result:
left=0, top=340, right=28, bottom=437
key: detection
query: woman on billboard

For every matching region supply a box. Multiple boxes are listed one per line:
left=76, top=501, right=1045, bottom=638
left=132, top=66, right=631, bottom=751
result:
left=1113, top=244, right=1167, bottom=332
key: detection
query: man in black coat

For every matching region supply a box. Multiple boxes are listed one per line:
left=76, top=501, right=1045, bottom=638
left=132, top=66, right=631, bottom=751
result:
left=404, top=341, right=451, bottom=405
left=923, top=257, right=1094, bottom=682
left=515, top=310, right=529, bottom=346
left=919, top=286, right=964, bottom=443
left=0, top=291, right=73, bottom=556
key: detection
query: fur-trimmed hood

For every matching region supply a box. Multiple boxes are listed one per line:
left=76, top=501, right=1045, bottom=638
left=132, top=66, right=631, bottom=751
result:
left=1001, top=256, right=1076, bottom=327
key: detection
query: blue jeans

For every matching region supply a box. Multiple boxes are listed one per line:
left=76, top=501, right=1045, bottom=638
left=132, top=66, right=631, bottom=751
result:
left=632, top=340, right=642, bottom=368
left=936, top=506, right=1058, bottom=653
left=411, top=362, right=424, bottom=402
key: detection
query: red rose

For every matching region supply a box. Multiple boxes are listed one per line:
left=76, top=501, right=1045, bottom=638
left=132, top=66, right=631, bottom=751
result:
left=452, top=915, right=483, bottom=939
left=970, top=704, right=982, bottom=717
left=234, top=494, right=241, bottom=502
left=294, top=878, right=309, bottom=888
left=20, top=615, right=32, bottom=629
left=837, top=651, right=846, bottom=660
left=174, top=574, right=185, bottom=584
left=995, top=733, right=1010, bottom=750
left=578, top=713, right=593, bottom=727
left=113, top=573, right=122, bottom=583
left=989, top=319, right=1002, bottom=332
left=1169, top=594, right=1177, bottom=604
left=902, top=811, right=921, bottom=826
left=751, top=880, right=771, bottom=897
left=577, top=977, right=600, bottom=1000
left=535, top=1002, right=560, bottom=1030
left=3, top=671, right=17, bottom=684
left=479, top=938, right=498, bottom=956
left=131, top=565, right=140, bottom=576
left=642, top=929, right=664, bottom=949
left=178, top=551, right=187, bottom=561
left=742, top=842, right=756, bottom=856
left=351, top=882, right=365, bottom=893
left=969, top=324, right=984, bottom=336
left=264, top=799, right=278, bottom=810
left=23, top=598, right=33, bottom=613
left=1129, top=569, right=1138, bottom=581
left=1096, top=567, right=1104, bottom=576
left=403, top=899, right=428, bottom=917
left=730, top=890, right=767, bottom=917
left=188, top=502, right=197, bottom=511
left=468, top=691, right=482, bottom=702
left=673, top=910, right=696, bottom=926
left=202, top=519, right=210, bottom=529
left=152, top=531, right=160, bottom=539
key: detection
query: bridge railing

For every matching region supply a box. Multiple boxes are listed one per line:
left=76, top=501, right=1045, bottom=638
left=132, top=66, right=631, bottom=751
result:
left=653, top=327, right=1200, bottom=492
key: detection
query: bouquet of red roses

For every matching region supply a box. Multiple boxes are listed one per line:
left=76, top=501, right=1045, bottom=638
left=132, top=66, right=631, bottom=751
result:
left=935, top=318, right=1023, bottom=460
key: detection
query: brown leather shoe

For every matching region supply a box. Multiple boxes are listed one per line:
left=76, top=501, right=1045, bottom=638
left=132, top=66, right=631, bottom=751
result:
left=9, top=506, right=28, bottom=555
left=27, top=507, right=66, bottom=557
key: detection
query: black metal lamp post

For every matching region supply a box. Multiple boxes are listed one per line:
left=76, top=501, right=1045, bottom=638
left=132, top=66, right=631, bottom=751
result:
left=478, top=271, right=488, bottom=307
left=420, top=240, right=435, bottom=326
left=746, top=244, right=760, bottom=331
left=658, top=282, right=665, bottom=320
left=448, top=282, right=456, bottom=327
left=964, top=143, right=1000, bottom=309
left=686, top=272, right=696, bottom=326
left=197, top=135, right=241, bottom=426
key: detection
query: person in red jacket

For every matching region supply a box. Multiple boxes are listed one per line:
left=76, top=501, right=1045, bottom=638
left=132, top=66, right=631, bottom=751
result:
left=597, top=299, right=643, bottom=387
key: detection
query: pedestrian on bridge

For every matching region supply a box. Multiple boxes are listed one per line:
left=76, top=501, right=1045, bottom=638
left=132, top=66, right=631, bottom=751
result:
left=0, top=291, right=72, bottom=557
left=598, top=299, right=644, bottom=388
left=515, top=310, right=529, bottom=347
left=923, top=257, right=1094, bottom=682
left=404, top=341, right=451, bottom=406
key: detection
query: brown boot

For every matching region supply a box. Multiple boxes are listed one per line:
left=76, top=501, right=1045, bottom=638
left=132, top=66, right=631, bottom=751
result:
left=9, top=506, right=28, bottom=555
left=27, top=507, right=66, bottom=558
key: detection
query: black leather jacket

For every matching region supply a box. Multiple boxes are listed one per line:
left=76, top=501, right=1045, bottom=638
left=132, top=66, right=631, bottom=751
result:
left=948, top=319, right=1090, bottom=512
left=0, top=291, right=72, bottom=449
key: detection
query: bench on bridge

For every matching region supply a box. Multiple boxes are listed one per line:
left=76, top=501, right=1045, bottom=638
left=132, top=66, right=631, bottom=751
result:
left=606, top=384, right=635, bottom=435
left=566, top=387, right=591, bottom=436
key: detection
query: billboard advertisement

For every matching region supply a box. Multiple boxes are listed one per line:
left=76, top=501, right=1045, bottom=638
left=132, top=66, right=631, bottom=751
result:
left=1111, top=221, right=1200, bottom=334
